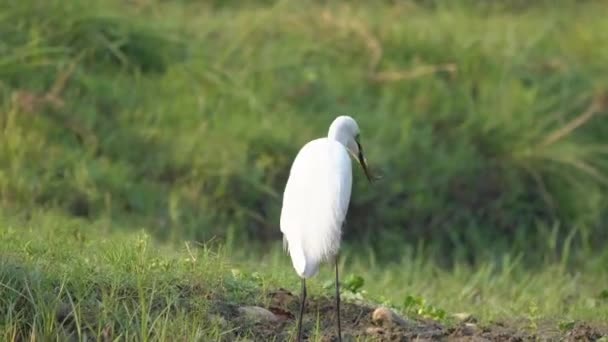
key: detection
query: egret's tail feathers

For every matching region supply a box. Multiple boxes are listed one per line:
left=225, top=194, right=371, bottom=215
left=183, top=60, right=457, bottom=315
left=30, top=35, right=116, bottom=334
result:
left=287, top=238, right=319, bottom=278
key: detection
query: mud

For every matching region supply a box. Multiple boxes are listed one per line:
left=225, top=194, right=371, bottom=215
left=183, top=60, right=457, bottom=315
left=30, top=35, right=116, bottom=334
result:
left=220, top=288, right=607, bottom=342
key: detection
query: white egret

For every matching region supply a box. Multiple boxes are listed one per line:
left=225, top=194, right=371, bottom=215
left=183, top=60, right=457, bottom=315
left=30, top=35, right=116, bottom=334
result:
left=280, top=115, right=375, bottom=341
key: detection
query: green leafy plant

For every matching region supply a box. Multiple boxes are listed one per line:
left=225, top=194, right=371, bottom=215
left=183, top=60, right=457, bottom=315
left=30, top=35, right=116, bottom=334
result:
left=343, top=274, right=365, bottom=294
left=526, top=301, right=540, bottom=331
left=558, top=320, right=576, bottom=332
left=403, top=295, right=447, bottom=321
left=324, top=274, right=367, bottom=301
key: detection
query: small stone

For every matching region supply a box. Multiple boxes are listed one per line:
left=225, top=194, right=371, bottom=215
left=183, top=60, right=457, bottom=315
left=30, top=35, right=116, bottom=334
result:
left=461, top=323, right=479, bottom=336
left=452, top=312, right=476, bottom=322
left=365, top=327, right=385, bottom=335
left=237, top=306, right=279, bottom=322
left=452, top=312, right=471, bottom=321
left=372, top=307, right=412, bottom=327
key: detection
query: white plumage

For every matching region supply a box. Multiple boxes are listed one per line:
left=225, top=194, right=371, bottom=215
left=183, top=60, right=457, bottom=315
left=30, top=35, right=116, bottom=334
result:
left=280, top=115, right=374, bottom=342
left=280, top=137, right=352, bottom=278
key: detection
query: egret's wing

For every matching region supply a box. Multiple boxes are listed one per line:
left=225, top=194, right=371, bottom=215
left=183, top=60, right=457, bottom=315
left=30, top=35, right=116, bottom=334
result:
left=329, top=144, right=353, bottom=233
left=280, top=138, right=352, bottom=277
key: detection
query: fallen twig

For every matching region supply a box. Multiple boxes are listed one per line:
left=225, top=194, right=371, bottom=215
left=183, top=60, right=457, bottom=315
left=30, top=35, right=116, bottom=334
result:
left=369, top=63, right=457, bottom=83
left=318, top=8, right=456, bottom=83
left=540, top=92, right=608, bottom=148
left=11, top=52, right=98, bottom=150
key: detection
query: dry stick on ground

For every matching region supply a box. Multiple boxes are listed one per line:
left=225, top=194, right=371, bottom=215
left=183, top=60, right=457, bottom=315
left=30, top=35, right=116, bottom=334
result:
left=540, top=93, right=608, bottom=148
left=12, top=52, right=99, bottom=150
left=532, top=92, right=608, bottom=185
left=318, top=9, right=382, bottom=74
left=45, top=52, right=85, bottom=107
left=12, top=52, right=85, bottom=112
left=369, top=64, right=458, bottom=83
left=319, top=9, right=457, bottom=82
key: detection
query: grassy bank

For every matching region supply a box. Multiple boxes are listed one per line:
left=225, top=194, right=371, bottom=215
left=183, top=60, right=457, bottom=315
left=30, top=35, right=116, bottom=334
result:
left=2, top=0, right=608, bottom=259
left=2, top=0, right=608, bottom=340
left=1, top=213, right=607, bottom=340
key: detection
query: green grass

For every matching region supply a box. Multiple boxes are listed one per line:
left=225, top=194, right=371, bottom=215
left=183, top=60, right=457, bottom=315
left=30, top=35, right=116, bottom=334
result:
left=2, top=0, right=608, bottom=340
left=235, top=237, right=608, bottom=325
left=2, top=0, right=608, bottom=257
left=1, top=212, right=607, bottom=340
left=0, top=213, right=229, bottom=340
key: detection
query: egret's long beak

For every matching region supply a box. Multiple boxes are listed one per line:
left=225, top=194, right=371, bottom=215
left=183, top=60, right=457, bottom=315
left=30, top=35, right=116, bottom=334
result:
left=355, top=139, right=375, bottom=184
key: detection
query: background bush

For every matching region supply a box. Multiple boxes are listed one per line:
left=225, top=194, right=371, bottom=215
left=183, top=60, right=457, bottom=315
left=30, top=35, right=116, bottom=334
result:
left=1, top=0, right=607, bottom=264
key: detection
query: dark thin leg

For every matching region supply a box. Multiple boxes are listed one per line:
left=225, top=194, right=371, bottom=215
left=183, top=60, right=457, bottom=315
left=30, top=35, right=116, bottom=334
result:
left=297, top=278, right=307, bottom=342
left=335, top=255, right=342, bottom=342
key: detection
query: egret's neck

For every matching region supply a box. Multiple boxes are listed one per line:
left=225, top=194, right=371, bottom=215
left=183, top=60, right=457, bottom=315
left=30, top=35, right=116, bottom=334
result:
left=327, top=125, right=349, bottom=147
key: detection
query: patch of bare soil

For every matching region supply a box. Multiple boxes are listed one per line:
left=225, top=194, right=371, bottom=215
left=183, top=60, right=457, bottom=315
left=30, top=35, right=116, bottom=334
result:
left=217, top=288, right=607, bottom=342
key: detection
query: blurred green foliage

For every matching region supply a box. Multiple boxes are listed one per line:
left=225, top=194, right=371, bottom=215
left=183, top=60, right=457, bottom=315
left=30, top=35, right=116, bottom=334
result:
left=1, top=0, right=608, bottom=263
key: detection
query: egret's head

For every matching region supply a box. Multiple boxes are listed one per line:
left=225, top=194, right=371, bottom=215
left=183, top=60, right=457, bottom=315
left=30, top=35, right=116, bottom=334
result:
left=328, top=115, right=375, bottom=183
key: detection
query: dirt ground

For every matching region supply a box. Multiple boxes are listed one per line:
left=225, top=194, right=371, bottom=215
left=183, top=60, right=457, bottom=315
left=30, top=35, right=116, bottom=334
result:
left=218, top=288, right=607, bottom=342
